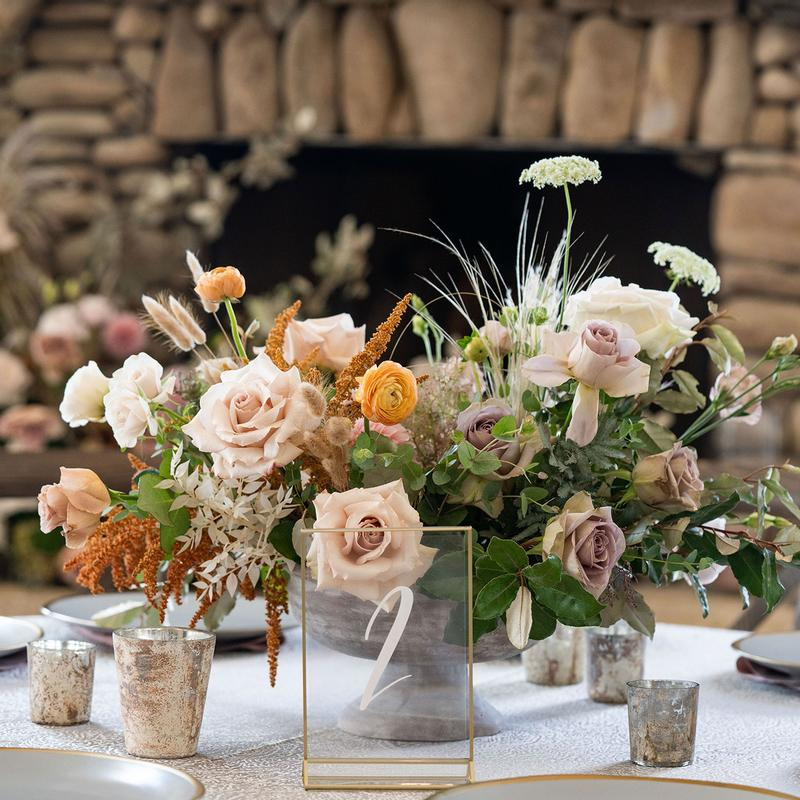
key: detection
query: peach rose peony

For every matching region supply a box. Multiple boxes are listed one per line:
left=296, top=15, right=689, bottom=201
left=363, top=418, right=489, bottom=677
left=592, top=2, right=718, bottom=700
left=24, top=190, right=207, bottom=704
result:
left=310, top=479, right=435, bottom=603
left=183, top=353, right=324, bottom=479
left=194, top=266, right=246, bottom=304
left=0, top=404, right=65, bottom=452
left=283, top=314, right=365, bottom=372
left=355, top=361, right=418, bottom=425
left=38, top=467, right=110, bottom=549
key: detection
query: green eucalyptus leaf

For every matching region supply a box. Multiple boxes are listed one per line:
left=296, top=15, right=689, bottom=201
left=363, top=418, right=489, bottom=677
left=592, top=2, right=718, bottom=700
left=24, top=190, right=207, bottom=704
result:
left=728, top=545, right=764, bottom=597
left=529, top=600, right=557, bottom=640
left=417, top=551, right=469, bottom=603
left=137, top=472, right=175, bottom=527
left=487, top=537, right=529, bottom=573
left=522, top=555, right=562, bottom=589
left=491, top=415, right=518, bottom=442
left=711, top=324, right=746, bottom=365
left=269, top=519, right=300, bottom=563
left=534, top=574, right=604, bottom=626
left=761, top=550, right=784, bottom=612
left=474, top=574, right=518, bottom=619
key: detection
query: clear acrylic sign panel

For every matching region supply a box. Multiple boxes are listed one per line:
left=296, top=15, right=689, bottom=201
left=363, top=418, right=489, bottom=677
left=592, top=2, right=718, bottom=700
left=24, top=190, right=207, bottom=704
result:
left=300, top=526, right=474, bottom=790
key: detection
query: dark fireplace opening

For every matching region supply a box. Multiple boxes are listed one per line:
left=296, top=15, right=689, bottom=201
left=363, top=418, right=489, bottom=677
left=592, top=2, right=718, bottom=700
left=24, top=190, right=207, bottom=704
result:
left=190, top=143, right=718, bottom=452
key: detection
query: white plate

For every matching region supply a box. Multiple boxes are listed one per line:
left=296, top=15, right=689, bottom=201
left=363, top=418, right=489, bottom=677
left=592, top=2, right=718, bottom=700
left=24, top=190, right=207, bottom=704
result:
left=0, top=748, right=203, bottom=799
left=0, top=616, right=42, bottom=657
left=42, top=591, right=296, bottom=642
left=434, top=775, right=798, bottom=800
left=732, top=631, right=800, bottom=675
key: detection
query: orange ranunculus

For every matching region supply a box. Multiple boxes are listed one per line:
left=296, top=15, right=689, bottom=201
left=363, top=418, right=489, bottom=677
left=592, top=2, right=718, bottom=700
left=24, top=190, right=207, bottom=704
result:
left=355, top=361, right=418, bottom=425
left=194, top=266, right=246, bottom=304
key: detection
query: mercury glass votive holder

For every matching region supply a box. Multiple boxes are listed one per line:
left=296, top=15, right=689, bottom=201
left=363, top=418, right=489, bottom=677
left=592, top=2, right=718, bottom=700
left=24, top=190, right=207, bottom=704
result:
left=522, top=623, right=585, bottom=686
left=113, top=627, right=215, bottom=758
left=28, top=640, right=96, bottom=725
left=627, top=680, right=699, bottom=767
left=586, top=621, right=645, bottom=704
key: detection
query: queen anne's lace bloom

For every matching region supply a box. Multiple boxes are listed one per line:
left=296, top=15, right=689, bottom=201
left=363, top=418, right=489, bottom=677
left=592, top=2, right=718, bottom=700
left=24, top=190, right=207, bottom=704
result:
left=519, top=156, right=602, bottom=189
left=648, top=241, right=720, bottom=297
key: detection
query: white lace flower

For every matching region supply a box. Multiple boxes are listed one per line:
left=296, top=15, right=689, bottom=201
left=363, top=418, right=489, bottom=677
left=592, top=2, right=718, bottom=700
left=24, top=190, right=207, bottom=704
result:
left=648, top=242, right=720, bottom=297
left=518, top=156, right=602, bottom=189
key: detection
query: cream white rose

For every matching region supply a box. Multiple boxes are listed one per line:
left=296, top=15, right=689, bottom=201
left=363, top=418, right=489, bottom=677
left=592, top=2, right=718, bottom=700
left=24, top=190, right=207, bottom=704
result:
left=60, top=361, right=110, bottom=427
left=310, top=479, right=435, bottom=603
left=183, top=353, right=324, bottom=479
left=104, top=353, right=174, bottom=448
left=283, top=313, right=365, bottom=372
left=565, top=277, right=698, bottom=359
left=0, top=348, right=31, bottom=407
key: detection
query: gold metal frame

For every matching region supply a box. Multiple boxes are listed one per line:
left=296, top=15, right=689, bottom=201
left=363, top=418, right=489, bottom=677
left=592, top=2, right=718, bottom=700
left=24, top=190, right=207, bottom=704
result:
left=0, top=747, right=205, bottom=798
left=430, top=773, right=800, bottom=799
left=300, top=526, right=475, bottom=791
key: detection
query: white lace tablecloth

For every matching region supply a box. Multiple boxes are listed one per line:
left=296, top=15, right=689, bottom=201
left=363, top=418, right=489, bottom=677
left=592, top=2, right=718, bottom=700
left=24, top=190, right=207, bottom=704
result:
left=0, top=619, right=797, bottom=799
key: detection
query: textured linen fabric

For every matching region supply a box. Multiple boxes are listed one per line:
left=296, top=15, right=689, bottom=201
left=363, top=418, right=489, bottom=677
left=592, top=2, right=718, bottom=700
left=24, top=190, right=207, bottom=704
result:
left=0, top=618, right=797, bottom=799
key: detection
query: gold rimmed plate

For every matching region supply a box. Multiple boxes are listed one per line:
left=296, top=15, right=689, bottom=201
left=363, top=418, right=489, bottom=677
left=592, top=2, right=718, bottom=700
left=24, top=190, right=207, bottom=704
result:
left=0, top=616, right=42, bottom=657
left=433, top=775, right=799, bottom=800
left=0, top=748, right=204, bottom=799
left=732, top=631, right=800, bottom=676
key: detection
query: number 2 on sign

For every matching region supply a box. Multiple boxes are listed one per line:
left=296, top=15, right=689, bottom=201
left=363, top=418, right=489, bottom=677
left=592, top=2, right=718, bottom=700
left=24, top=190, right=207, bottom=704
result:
left=359, top=585, right=414, bottom=711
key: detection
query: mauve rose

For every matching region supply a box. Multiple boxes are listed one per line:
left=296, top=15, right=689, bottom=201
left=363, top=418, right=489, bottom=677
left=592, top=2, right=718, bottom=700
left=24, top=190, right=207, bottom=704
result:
left=456, top=400, right=535, bottom=478
left=310, top=480, right=435, bottom=603
left=29, top=331, right=83, bottom=383
left=102, top=313, right=148, bottom=360
left=0, top=404, right=65, bottom=452
left=522, top=320, right=650, bottom=447
left=542, top=492, right=626, bottom=597
left=633, top=443, right=703, bottom=511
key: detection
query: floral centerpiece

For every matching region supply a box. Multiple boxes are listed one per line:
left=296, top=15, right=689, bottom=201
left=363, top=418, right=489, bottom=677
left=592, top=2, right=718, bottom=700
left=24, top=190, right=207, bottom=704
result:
left=39, top=157, right=800, bottom=688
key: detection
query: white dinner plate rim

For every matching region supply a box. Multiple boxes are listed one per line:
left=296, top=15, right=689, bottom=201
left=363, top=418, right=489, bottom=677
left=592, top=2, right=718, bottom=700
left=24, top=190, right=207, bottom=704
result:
left=732, top=631, right=800, bottom=672
left=0, top=616, right=43, bottom=656
left=0, top=747, right=204, bottom=798
left=433, top=774, right=799, bottom=799
left=40, top=590, right=282, bottom=640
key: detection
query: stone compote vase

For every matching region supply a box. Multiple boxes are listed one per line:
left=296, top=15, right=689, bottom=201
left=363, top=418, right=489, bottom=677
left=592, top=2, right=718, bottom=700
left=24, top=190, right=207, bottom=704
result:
left=289, top=577, right=522, bottom=742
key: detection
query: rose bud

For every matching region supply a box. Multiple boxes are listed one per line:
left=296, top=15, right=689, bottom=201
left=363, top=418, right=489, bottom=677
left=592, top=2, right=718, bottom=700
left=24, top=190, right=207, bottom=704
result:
left=633, top=443, right=703, bottom=511
left=767, top=334, right=798, bottom=359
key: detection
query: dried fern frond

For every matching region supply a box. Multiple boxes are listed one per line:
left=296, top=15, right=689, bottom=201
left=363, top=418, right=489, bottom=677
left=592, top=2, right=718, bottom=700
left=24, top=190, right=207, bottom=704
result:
left=328, top=293, right=412, bottom=420
left=265, top=300, right=300, bottom=370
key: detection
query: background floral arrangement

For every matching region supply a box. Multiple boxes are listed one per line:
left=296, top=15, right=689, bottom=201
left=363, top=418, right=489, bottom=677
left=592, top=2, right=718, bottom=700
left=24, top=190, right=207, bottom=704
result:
left=38, top=156, right=800, bottom=686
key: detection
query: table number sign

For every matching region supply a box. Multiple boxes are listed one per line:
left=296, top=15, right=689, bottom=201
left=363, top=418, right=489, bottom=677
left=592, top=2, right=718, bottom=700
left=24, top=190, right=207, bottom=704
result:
left=299, top=526, right=475, bottom=790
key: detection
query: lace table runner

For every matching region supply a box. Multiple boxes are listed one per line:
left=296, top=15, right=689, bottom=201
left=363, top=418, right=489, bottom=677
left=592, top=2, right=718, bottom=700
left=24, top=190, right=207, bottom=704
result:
left=0, top=619, right=796, bottom=799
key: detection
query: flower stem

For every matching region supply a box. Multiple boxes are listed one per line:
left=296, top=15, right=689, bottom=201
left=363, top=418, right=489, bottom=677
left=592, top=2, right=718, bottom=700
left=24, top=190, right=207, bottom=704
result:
left=558, top=184, right=573, bottom=330
left=224, top=298, right=248, bottom=361
left=668, top=276, right=680, bottom=292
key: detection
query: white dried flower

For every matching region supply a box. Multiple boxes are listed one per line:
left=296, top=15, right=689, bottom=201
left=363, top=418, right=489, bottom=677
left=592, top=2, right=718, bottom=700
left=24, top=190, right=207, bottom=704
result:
left=168, top=296, right=207, bottom=347
left=142, top=294, right=195, bottom=352
left=186, top=251, right=219, bottom=313
left=518, top=156, right=602, bottom=190
left=162, top=445, right=296, bottom=603
left=648, top=242, right=720, bottom=297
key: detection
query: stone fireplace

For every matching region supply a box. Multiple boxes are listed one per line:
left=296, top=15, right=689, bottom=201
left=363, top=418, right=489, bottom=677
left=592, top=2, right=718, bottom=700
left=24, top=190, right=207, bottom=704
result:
left=1, top=0, right=800, bottom=460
